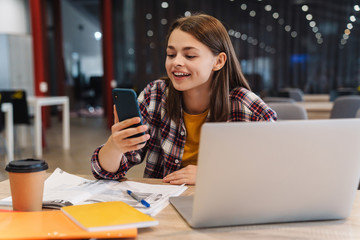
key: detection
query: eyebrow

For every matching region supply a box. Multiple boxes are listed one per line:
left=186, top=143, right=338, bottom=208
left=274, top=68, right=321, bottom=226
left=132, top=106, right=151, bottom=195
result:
left=167, top=46, right=199, bottom=51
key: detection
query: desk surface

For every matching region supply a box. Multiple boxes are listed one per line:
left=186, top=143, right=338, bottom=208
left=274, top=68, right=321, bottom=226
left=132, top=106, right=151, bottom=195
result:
left=298, top=101, right=333, bottom=112
left=1, top=176, right=360, bottom=240
left=298, top=101, right=334, bottom=119
left=303, top=94, right=330, bottom=102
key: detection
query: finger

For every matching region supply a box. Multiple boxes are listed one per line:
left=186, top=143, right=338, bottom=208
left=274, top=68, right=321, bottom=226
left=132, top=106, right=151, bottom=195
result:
left=169, top=178, right=188, bottom=185
left=163, top=171, right=184, bottom=182
left=113, top=105, right=119, bottom=123
left=112, top=117, right=143, bottom=133
left=122, top=133, right=150, bottom=146
left=112, top=133, right=149, bottom=153
left=113, top=129, right=149, bottom=145
left=121, top=125, right=148, bottom=139
left=119, top=117, right=142, bottom=129
left=163, top=172, right=175, bottom=181
left=122, top=141, right=147, bottom=153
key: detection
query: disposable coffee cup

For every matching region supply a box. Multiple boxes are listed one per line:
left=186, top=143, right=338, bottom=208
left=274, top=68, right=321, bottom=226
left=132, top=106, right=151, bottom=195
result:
left=5, top=159, right=48, bottom=211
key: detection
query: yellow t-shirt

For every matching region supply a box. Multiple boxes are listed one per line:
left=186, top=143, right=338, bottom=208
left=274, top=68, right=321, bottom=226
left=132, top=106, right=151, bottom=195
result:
left=181, top=109, right=209, bottom=168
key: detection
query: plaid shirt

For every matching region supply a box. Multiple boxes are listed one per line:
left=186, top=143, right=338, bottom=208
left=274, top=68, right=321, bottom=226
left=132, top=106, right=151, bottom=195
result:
left=91, top=79, right=277, bottom=180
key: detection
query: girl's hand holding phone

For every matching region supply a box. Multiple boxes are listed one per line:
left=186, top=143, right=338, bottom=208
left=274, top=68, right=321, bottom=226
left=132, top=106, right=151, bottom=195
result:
left=111, top=106, right=150, bottom=153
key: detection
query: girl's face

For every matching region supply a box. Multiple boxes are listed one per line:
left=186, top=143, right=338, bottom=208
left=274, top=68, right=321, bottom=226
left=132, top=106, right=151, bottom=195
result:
left=165, top=29, right=219, bottom=93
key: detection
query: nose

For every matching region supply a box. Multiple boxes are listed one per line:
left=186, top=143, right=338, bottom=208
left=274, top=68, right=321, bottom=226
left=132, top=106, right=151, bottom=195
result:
left=173, top=55, right=184, bottom=67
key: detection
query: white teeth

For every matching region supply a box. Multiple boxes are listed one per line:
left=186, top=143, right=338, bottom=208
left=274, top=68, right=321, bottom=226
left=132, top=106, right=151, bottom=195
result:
left=174, top=72, right=190, bottom=76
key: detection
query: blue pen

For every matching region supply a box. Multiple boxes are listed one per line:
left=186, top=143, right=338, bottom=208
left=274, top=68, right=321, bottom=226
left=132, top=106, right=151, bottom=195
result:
left=127, top=190, right=151, bottom=208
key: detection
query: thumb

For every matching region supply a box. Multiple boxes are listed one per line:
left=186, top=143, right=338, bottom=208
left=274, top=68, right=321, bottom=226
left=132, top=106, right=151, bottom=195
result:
left=113, top=105, right=119, bottom=123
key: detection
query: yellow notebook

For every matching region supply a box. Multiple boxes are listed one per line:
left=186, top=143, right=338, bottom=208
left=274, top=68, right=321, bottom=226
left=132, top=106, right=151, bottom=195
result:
left=61, top=201, right=159, bottom=232
left=0, top=210, right=137, bottom=239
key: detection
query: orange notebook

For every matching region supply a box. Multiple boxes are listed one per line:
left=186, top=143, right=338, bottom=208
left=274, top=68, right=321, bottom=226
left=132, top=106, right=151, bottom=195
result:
left=0, top=210, right=137, bottom=239
left=61, top=201, right=158, bottom=232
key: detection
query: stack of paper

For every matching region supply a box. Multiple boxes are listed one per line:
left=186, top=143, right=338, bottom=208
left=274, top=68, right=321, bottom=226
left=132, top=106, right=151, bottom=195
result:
left=0, top=168, right=188, bottom=216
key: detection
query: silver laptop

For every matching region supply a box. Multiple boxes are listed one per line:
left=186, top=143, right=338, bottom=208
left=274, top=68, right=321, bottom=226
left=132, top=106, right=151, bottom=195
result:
left=170, top=119, right=360, bottom=228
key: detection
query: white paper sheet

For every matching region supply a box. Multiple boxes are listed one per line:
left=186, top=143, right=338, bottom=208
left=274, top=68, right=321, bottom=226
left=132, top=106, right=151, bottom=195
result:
left=0, top=168, right=187, bottom=216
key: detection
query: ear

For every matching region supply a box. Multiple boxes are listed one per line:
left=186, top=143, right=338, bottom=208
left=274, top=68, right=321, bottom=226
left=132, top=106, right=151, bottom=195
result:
left=213, top=52, right=227, bottom=71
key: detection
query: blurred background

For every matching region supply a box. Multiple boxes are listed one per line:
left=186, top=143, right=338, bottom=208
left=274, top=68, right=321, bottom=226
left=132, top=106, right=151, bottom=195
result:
left=1, top=0, right=360, bottom=120
left=0, top=0, right=360, bottom=178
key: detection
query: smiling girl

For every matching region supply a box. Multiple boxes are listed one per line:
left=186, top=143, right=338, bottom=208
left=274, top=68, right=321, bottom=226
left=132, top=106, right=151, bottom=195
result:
left=91, top=14, right=277, bottom=185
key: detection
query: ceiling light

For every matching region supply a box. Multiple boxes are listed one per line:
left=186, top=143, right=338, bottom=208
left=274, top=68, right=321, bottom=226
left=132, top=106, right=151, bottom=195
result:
left=272, top=12, right=279, bottom=19
left=161, top=18, right=168, bottom=25
left=94, top=32, right=102, bottom=40
left=147, top=30, right=154, bottom=37
left=146, top=13, right=152, bottom=20
left=302, top=5, right=309, bottom=12
left=265, top=5, right=272, bottom=11
left=161, top=2, right=169, bottom=8
left=128, top=48, right=135, bottom=55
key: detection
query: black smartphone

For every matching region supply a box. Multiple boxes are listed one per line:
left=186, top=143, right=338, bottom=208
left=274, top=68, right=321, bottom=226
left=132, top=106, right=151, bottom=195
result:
left=112, top=88, right=145, bottom=139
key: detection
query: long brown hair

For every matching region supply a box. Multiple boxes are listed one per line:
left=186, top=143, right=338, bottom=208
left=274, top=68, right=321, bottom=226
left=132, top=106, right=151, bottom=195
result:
left=166, top=13, right=250, bottom=123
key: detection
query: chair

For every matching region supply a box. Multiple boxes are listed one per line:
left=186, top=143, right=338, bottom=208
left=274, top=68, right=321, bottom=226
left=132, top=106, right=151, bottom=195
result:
left=0, top=90, right=31, bottom=157
left=262, top=97, right=296, bottom=103
left=267, top=102, right=308, bottom=120
left=278, top=88, right=304, bottom=102
left=0, top=90, right=30, bottom=125
left=330, top=88, right=358, bottom=101
left=0, top=101, right=4, bottom=133
left=330, top=96, right=360, bottom=119
left=356, top=109, right=360, bottom=118
left=0, top=100, right=6, bottom=156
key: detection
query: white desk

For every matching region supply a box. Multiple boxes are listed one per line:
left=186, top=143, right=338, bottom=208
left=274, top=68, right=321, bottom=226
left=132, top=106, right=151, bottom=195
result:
left=27, top=96, right=70, bottom=158
left=1, top=103, right=13, bottom=162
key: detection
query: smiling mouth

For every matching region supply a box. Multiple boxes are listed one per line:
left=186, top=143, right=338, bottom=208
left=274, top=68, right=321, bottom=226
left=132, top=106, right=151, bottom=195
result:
left=173, top=72, right=191, bottom=77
